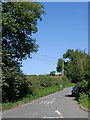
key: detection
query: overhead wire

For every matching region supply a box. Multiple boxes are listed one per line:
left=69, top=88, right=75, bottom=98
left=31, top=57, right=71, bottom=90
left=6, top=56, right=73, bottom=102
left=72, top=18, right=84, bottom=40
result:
left=29, top=54, right=58, bottom=63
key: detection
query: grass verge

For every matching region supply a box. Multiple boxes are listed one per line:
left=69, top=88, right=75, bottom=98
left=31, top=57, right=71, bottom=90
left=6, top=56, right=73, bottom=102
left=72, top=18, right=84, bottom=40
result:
left=78, top=92, right=90, bottom=110
left=81, top=99, right=90, bottom=110
left=1, top=83, right=75, bottom=111
left=64, top=83, right=75, bottom=88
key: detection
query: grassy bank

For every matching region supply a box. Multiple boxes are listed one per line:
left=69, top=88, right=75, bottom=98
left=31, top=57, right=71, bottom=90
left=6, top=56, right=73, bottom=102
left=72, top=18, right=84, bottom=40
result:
left=78, top=92, right=90, bottom=110
left=1, top=75, right=75, bottom=111
left=81, top=99, right=90, bottom=110
left=1, top=82, right=75, bottom=111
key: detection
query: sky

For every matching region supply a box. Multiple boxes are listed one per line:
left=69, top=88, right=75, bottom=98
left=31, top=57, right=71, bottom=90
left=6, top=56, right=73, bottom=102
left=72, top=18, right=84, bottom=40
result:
left=21, top=2, right=88, bottom=75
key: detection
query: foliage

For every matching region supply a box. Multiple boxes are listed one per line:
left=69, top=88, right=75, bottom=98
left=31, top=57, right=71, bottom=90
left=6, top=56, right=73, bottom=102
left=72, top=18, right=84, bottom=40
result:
left=78, top=92, right=89, bottom=110
left=1, top=85, right=63, bottom=111
left=78, top=92, right=89, bottom=103
left=2, top=2, right=45, bottom=103
left=50, top=71, right=56, bottom=76
left=25, top=75, right=71, bottom=94
left=56, top=58, right=63, bottom=73
left=83, top=55, right=90, bottom=88
left=26, top=75, right=53, bottom=91
left=1, top=75, right=74, bottom=110
left=57, top=49, right=88, bottom=83
left=36, top=86, right=63, bottom=98
left=2, top=2, right=45, bottom=61
left=2, top=52, right=29, bottom=102
left=75, top=80, right=89, bottom=100
left=56, top=49, right=89, bottom=109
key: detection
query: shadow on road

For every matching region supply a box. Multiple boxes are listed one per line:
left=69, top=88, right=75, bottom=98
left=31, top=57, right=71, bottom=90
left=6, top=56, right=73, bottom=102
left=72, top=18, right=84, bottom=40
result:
left=65, top=94, right=72, bottom=97
left=64, top=94, right=77, bottom=101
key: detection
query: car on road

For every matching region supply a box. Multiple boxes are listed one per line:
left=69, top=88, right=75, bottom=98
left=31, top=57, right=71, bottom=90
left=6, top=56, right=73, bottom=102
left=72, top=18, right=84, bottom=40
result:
left=71, top=82, right=81, bottom=96
left=72, top=85, right=77, bottom=96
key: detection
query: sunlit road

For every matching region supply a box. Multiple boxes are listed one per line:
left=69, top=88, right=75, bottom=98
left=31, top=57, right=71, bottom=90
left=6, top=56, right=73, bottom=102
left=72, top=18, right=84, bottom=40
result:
left=2, top=87, right=88, bottom=118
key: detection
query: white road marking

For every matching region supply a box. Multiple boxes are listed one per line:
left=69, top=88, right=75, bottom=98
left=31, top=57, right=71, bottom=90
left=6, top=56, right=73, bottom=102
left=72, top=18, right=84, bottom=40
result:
left=30, top=101, right=35, bottom=104
left=40, top=101, right=45, bottom=104
left=51, top=98, right=56, bottom=104
left=55, top=110, right=64, bottom=118
left=43, top=101, right=47, bottom=104
left=32, top=113, right=37, bottom=117
left=40, top=98, right=56, bottom=105
left=43, top=116, right=59, bottom=118
left=47, top=101, right=50, bottom=104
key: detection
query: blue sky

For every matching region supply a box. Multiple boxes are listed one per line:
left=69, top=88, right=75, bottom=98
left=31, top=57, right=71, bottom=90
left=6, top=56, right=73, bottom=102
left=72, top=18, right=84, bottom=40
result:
left=21, top=2, right=88, bottom=75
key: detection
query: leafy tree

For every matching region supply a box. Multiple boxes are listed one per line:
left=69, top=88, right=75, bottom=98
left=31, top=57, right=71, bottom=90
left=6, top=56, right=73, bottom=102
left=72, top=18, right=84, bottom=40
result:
left=57, top=49, right=89, bottom=102
left=83, top=55, right=90, bottom=81
left=2, top=2, right=45, bottom=102
left=46, top=74, right=50, bottom=76
left=2, top=2, right=45, bottom=61
left=50, top=71, right=56, bottom=76
left=63, top=49, right=87, bottom=83
left=2, top=49, right=29, bottom=102
left=75, top=80, right=89, bottom=100
left=57, top=49, right=88, bottom=83
left=83, top=55, right=90, bottom=90
left=56, top=58, right=63, bottom=73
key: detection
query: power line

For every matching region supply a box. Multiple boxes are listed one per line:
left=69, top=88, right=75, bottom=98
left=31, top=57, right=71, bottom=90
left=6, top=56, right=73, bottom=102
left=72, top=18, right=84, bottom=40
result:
left=33, top=53, right=58, bottom=60
left=32, top=56, right=57, bottom=63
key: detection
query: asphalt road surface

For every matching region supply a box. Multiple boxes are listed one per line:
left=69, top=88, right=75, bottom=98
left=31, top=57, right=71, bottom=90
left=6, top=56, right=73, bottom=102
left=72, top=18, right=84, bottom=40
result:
left=2, top=87, right=88, bottom=118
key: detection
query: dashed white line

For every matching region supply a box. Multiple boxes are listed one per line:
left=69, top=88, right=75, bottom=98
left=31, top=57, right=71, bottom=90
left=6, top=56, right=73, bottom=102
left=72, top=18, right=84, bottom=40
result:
left=55, top=110, right=64, bottom=118
left=40, top=101, right=45, bottom=104
left=47, top=101, right=50, bottom=104
left=51, top=98, right=56, bottom=104
left=40, top=98, right=56, bottom=105
left=43, top=101, right=47, bottom=104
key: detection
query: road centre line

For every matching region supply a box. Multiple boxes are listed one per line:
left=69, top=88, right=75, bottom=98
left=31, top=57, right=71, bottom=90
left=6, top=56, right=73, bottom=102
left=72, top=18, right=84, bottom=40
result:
left=40, top=101, right=45, bottom=104
left=43, top=101, right=47, bottom=104
left=46, top=101, right=50, bottom=104
left=51, top=98, right=56, bottom=104
left=40, top=98, right=56, bottom=105
left=30, top=101, right=35, bottom=104
left=55, top=110, right=64, bottom=118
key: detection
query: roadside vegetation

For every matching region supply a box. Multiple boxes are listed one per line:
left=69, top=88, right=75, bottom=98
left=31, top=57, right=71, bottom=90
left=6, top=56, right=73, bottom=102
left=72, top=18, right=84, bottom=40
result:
left=75, top=79, right=89, bottom=110
left=56, top=49, right=90, bottom=110
left=1, top=75, right=75, bottom=110
left=78, top=92, right=89, bottom=110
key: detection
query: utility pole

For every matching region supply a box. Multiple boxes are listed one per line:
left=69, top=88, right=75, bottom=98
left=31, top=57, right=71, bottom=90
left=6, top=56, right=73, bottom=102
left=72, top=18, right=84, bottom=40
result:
left=62, top=59, right=64, bottom=76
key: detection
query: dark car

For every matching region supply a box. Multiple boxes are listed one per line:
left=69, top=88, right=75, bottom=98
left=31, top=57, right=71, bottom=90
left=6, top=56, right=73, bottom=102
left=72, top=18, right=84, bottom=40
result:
left=72, top=86, right=77, bottom=96
left=71, top=82, right=81, bottom=96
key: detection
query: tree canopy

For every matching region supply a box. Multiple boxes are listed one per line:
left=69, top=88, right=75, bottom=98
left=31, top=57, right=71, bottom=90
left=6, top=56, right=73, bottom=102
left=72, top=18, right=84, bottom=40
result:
left=56, top=49, right=88, bottom=83
left=2, top=2, right=45, bottom=61
left=2, top=2, right=45, bottom=102
left=56, top=58, right=63, bottom=73
left=50, top=71, right=56, bottom=76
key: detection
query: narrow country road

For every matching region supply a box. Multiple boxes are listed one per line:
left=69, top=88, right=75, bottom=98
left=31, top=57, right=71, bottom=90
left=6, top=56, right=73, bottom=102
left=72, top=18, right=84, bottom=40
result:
left=2, top=87, right=88, bottom=118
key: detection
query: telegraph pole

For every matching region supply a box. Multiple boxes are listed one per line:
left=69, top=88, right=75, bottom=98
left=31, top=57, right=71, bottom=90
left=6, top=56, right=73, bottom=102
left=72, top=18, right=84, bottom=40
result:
left=62, top=59, right=64, bottom=76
